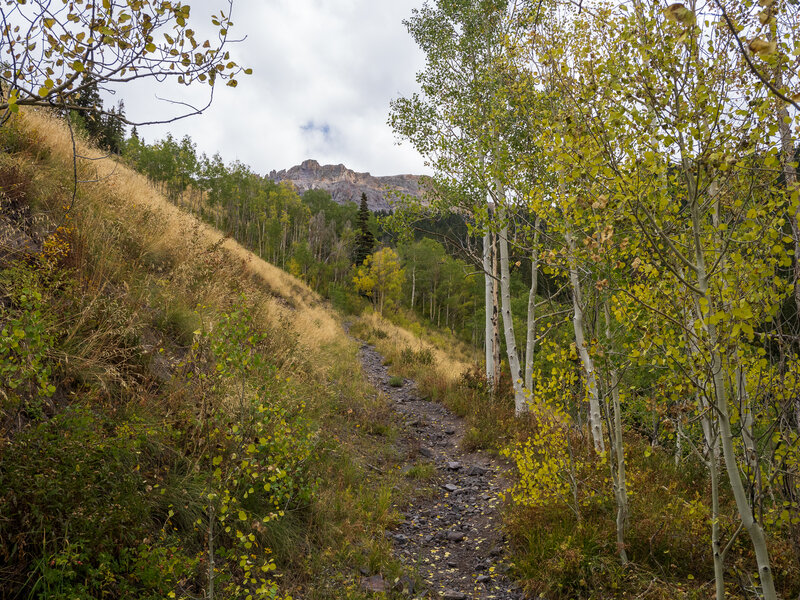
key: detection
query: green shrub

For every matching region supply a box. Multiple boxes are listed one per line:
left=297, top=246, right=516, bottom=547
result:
left=399, top=346, right=434, bottom=366
left=0, top=407, right=199, bottom=598
left=0, top=264, right=57, bottom=418
left=156, top=301, right=201, bottom=347
left=328, top=284, right=367, bottom=315
left=405, top=461, right=435, bottom=480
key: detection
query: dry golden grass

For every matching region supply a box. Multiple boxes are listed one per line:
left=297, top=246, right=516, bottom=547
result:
left=19, top=108, right=475, bottom=382
left=355, top=311, right=474, bottom=380
left=18, top=109, right=344, bottom=359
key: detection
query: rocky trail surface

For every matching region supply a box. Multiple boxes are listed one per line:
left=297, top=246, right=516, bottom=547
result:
left=357, top=341, right=525, bottom=599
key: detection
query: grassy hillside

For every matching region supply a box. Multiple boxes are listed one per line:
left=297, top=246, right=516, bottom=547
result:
left=0, top=110, right=415, bottom=599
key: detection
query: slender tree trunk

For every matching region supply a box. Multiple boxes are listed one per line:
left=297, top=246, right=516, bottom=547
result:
left=484, top=227, right=495, bottom=388
left=604, top=300, right=628, bottom=564
left=690, top=196, right=778, bottom=600
left=207, top=504, right=215, bottom=600
left=491, top=231, right=502, bottom=390
left=411, top=264, right=417, bottom=310
left=566, top=225, right=605, bottom=454
left=496, top=202, right=527, bottom=415
left=525, top=216, right=541, bottom=391
left=698, top=395, right=727, bottom=600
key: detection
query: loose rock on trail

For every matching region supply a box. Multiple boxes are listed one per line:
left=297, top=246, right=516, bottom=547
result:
left=357, top=341, right=525, bottom=599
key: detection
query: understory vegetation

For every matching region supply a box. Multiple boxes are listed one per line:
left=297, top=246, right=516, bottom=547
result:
left=5, top=0, right=800, bottom=596
left=0, top=111, right=408, bottom=599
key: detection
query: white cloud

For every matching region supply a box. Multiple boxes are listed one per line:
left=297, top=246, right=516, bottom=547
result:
left=113, top=0, right=430, bottom=176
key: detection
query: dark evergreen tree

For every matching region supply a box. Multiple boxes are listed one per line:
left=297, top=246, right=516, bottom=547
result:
left=69, top=77, right=126, bottom=153
left=353, top=192, right=375, bottom=265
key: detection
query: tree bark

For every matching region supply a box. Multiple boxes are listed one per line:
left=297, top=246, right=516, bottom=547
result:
left=604, top=300, right=628, bottom=564
left=496, top=201, right=527, bottom=414
left=566, top=225, right=605, bottom=454
left=690, top=195, right=778, bottom=600
left=492, top=231, right=502, bottom=390
left=484, top=227, right=495, bottom=389
left=524, top=216, right=541, bottom=391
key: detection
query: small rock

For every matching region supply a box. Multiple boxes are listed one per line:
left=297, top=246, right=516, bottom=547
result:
left=443, top=483, right=459, bottom=493
left=476, top=574, right=491, bottom=584
left=444, top=426, right=456, bottom=435
left=475, top=558, right=492, bottom=571
left=446, top=530, right=466, bottom=542
left=466, top=465, right=489, bottom=476
left=419, top=447, right=434, bottom=458
left=359, top=566, right=370, bottom=576
left=361, top=574, right=385, bottom=593
left=442, top=591, right=467, bottom=600
left=447, top=560, right=458, bottom=568
left=394, top=533, right=408, bottom=544
left=393, top=575, right=416, bottom=594
left=447, top=461, right=462, bottom=470
left=489, top=545, right=502, bottom=557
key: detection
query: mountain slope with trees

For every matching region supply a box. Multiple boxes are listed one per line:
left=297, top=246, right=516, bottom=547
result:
left=0, top=109, right=416, bottom=599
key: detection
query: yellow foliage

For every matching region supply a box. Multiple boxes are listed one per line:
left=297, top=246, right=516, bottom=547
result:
left=503, top=362, right=585, bottom=512
left=352, top=247, right=405, bottom=314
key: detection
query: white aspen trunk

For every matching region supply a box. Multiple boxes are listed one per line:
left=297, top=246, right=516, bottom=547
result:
left=604, top=300, right=628, bottom=564
left=483, top=228, right=495, bottom=389
left=524, top=216, right=541, bottom=391
left=698, top=394, right=727, bottom=600
left=496, top=205, right=527, bottom=415
left=683, top=294, right=727, bottom=600
left=491, top=231, right=502, bottom=389
left=566, top=226, right=605, bottom=454
left=737, top=364, right=758, bottom=479
left=690, top=197, right=778, bottom=600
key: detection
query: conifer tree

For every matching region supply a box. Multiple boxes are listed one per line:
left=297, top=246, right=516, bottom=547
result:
left=353, top=192, right=375, bottom=265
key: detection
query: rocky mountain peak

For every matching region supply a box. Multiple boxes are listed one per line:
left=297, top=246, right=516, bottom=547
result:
left=267, top=159, right=424, bottom=212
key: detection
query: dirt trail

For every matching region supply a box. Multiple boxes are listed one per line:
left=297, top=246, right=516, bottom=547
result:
left=357, top=341, right=525, bottom=600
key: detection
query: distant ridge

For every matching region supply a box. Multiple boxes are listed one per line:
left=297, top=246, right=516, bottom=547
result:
left=267, top=159, right=424, bottom=212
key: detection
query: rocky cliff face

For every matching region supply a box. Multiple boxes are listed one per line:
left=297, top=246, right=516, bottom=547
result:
left=267, top=159, right=423, bottom=212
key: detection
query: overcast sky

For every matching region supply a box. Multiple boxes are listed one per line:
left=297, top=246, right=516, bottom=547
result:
left=115, top=0, right=430, bottom=177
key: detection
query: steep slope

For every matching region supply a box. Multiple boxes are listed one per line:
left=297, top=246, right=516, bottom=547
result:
left=267, top=159, right=425, bottom=212
left=0, top=110, right=415, bottom=599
